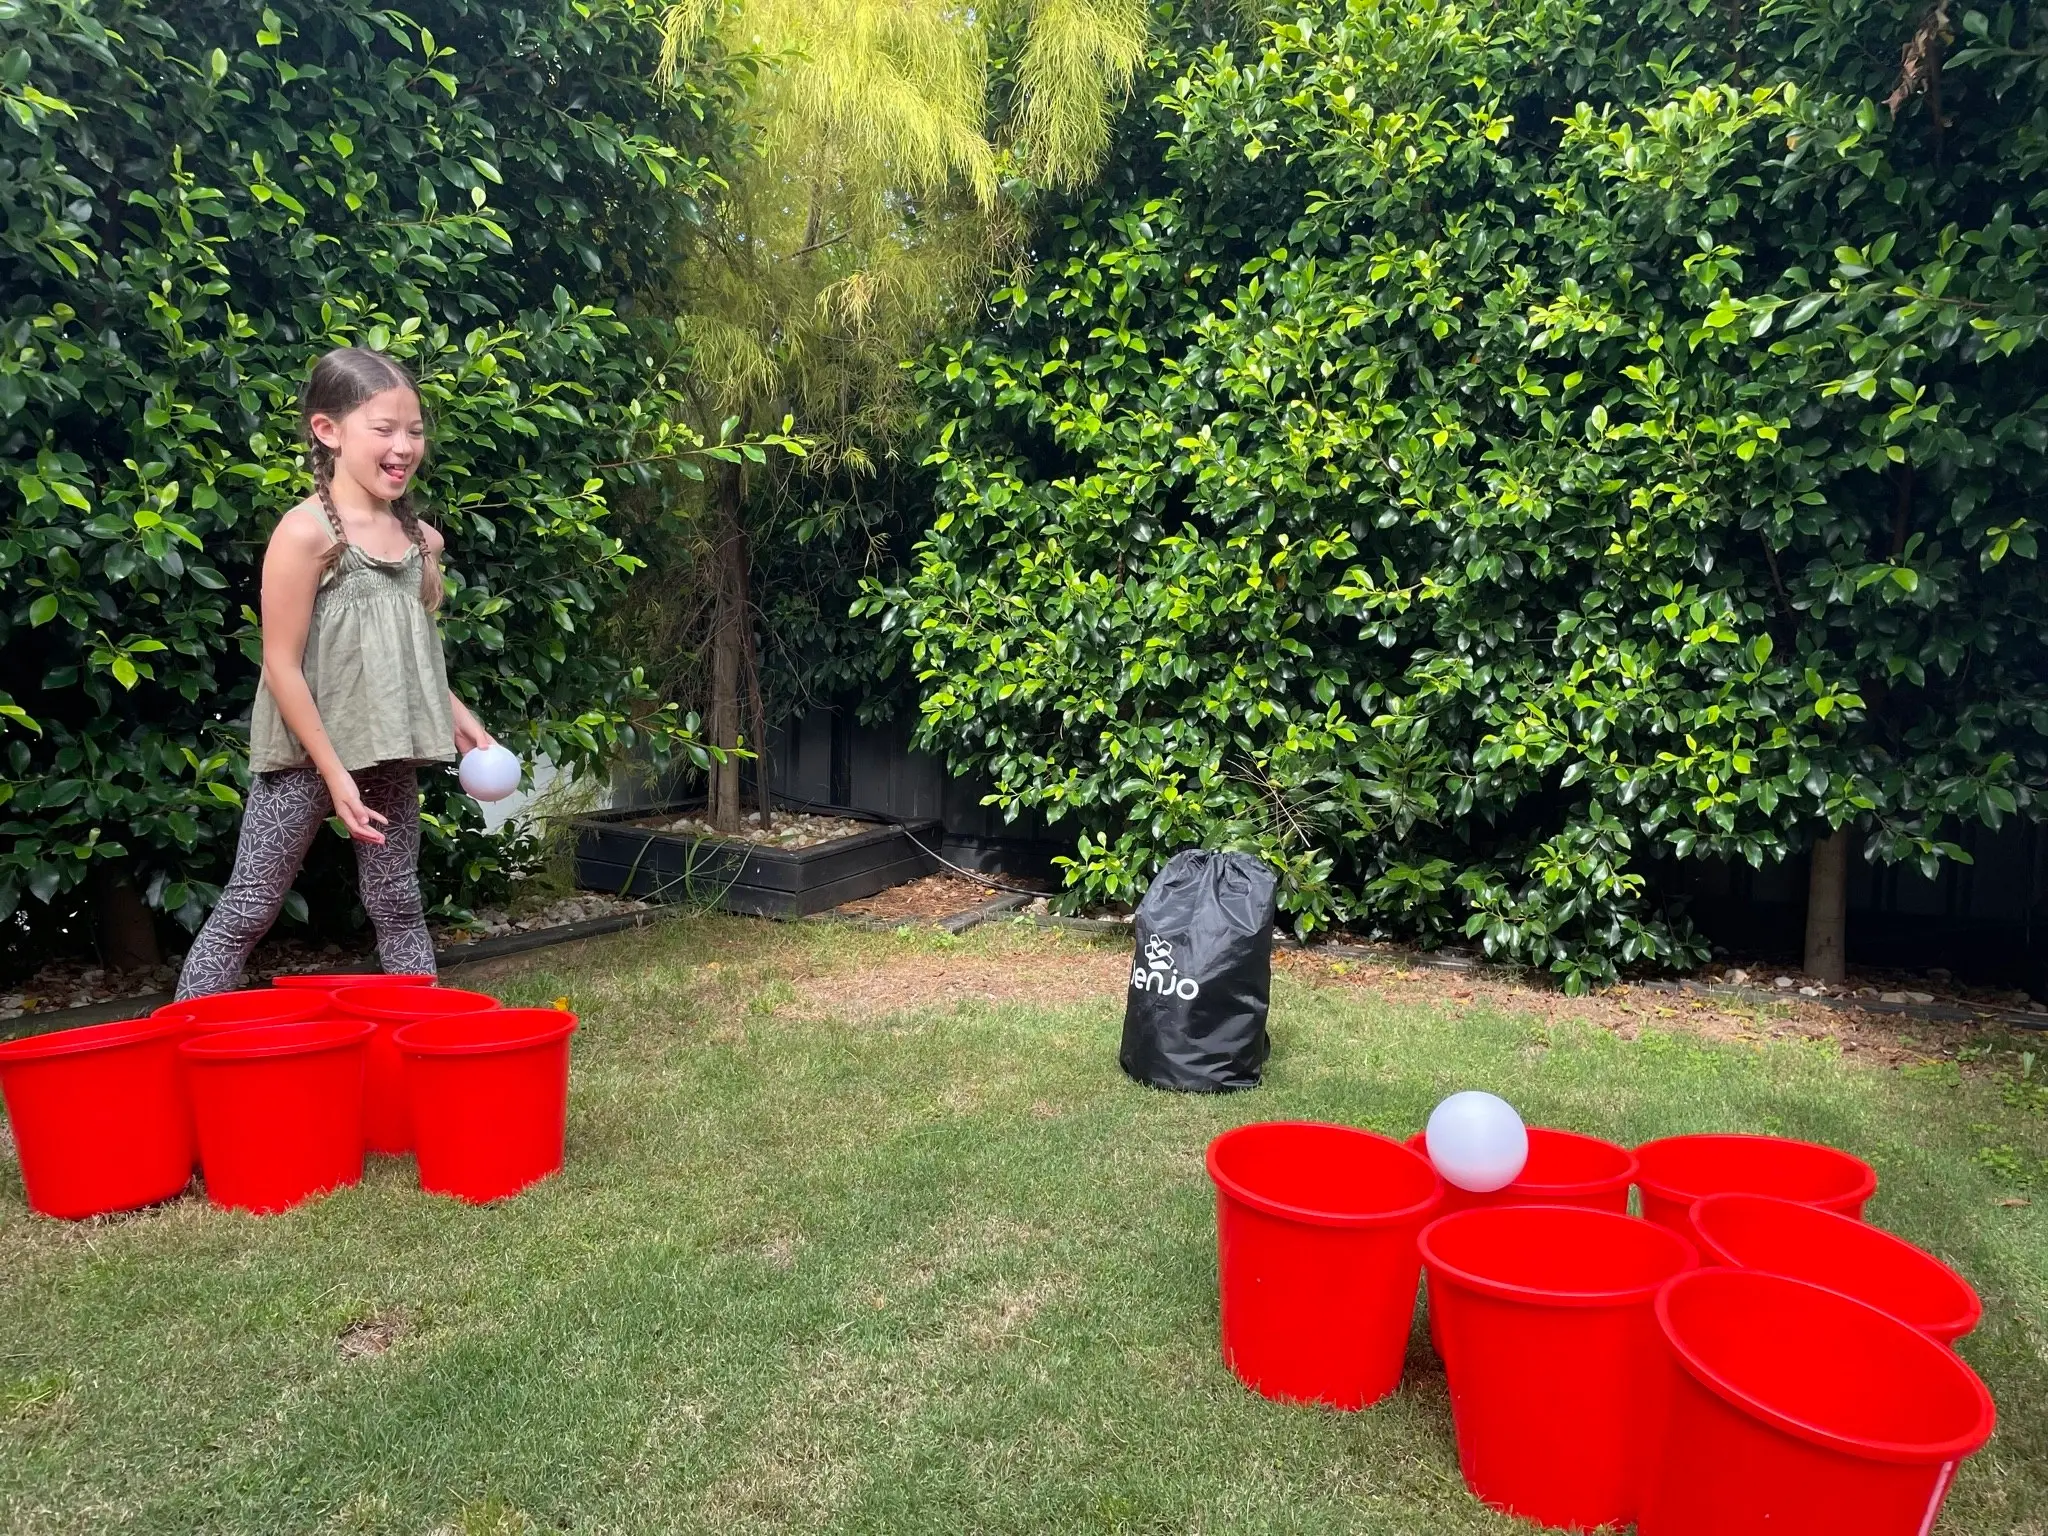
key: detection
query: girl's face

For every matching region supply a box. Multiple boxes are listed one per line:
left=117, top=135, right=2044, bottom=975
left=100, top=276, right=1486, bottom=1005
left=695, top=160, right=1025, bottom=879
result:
left=311, top=385, right=425, bottom=503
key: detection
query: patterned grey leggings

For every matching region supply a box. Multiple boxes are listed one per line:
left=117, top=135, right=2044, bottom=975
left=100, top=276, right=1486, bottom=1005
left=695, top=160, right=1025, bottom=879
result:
left=174, top=762, right=436, bottom=1000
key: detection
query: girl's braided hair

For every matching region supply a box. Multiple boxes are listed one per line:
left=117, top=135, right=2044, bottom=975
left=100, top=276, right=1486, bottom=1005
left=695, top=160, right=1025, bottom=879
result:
left=299, top=346, right=442, bottom=610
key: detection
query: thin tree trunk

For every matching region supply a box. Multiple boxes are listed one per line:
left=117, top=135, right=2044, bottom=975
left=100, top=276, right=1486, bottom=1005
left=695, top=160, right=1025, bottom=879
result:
left=1804, top=828, right=1850, bottom=982
left=741, top=593, right=774, bottom=828
left=706, top=471, right=745, bottom=834
left=93, top=859, right=160, bottom=972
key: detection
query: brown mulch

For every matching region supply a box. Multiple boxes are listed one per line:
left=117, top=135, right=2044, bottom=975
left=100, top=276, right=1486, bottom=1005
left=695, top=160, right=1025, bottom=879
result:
left=776, top=922, right=1988, bottom=1065
left=1, top=892, right=647, bottom=1022
left=833, top=875, right=1007, bottom=924
left=1272, top=950, right=1985, bottom=1064
left=779, top=932, right=1132, bottom=1022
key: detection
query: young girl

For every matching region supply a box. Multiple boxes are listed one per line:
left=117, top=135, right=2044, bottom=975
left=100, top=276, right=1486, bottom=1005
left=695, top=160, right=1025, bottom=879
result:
left=174, top=348, right=496, bottom=999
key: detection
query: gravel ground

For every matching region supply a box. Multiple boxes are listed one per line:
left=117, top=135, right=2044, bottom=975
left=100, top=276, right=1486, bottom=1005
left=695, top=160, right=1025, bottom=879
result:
left=636, top=810, right=875, bottom=849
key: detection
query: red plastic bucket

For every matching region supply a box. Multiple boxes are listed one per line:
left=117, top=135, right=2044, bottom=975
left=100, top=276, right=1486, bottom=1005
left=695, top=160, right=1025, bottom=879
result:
left=1206, top=1121, right=1441, bottom=1409
left=181, top=1018, right=374, bottom=1214
left=396, top=1008, right=576, bottom=1203
left=1421, top=1204, right=1697, bottom=1529
left=271, top=973, right=434, bottom=991
left=1691, top=1192, right=1981, bottom=1344
left=151, top=990, right=328, bottom=1168
left=1407, top=1126, right=1638, bottom=1354
left=334, top=986, right=500, bottom=1155
left=1641, top=1268, right=1995, bottom=1536
left=0, top=1016, right=194, bottom=1219
left=1635, top=1133, right=1875, bottom=1250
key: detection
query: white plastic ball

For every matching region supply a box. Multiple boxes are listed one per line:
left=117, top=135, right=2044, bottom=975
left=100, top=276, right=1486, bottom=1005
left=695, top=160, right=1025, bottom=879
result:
left=1424, top=1090, right=1529, bottom=1193
left=458, top=744, right=521, bottom=802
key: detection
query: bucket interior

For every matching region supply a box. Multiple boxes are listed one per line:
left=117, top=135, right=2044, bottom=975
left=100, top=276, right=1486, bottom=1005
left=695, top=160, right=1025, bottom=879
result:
left=182, top=1017, right=375, bottom=1060
left=272, top=973, right=434, bottom=990
left=1662, top=1270, right=1991, bottom=1456
left=1426, top=1204, right=1689, bottom=1298
left=1517, top=1129, right=1634, bottom=1189
left=398, top=1008, right=575, bottom=1054
left=0, top=1014, right=182, bottom=1064
left=1692, top=1194, right=1979, bottom=1338
left=1638, top=1134, right=1872, bottom=1205
left=1209, top=1122, right=1437, bottom=1222
left=339, top=985, right=499, bottom=1021
left=152, top=990, right=325, bottom=1029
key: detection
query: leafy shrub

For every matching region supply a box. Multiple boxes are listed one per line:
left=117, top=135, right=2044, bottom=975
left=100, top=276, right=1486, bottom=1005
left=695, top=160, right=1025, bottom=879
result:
left=872, top=0, right=2048, bottom=989
left=1, top=0, right=753, bottom=961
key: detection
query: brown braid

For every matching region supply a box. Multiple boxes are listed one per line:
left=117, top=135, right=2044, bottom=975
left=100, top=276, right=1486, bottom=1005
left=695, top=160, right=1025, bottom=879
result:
left=298, top=346, right=443, bottom=611
left=310, top=442, right=349, bottom=584
left=388, top=485, right=444, bottom=611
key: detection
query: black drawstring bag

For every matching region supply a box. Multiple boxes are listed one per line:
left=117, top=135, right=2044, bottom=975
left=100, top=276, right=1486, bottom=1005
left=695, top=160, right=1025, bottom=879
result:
left=1119, top=850, right=1280, bottom=1092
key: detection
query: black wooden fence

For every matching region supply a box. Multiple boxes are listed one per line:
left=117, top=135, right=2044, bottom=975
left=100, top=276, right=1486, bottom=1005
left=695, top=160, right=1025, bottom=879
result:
left=613, top=702, right=2046, bottom=993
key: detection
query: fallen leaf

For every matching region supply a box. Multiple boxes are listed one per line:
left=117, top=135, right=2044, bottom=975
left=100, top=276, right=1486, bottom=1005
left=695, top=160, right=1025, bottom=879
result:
left=1998, top=1197, right=2031, bottom=1208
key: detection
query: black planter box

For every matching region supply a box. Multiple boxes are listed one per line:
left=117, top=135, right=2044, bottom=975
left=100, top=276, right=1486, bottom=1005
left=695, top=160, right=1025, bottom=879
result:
left=571, top=800, right=941, bottom=917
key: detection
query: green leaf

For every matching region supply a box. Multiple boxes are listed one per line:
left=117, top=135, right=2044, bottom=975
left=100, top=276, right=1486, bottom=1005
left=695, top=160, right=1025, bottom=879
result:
left=28, top=595, right=59, bottom=626
left=1782, top=292, right=1831, bottom=330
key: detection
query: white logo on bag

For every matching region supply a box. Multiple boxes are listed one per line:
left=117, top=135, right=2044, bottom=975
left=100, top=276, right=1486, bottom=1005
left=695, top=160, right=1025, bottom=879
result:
left=1132, top=934, right=1200, bottom=1000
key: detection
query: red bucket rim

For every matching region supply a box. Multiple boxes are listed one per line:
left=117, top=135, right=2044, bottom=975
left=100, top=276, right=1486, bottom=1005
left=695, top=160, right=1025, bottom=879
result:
left=0, top=1013, right=185, bottom=1065
left=1634, top=1132, right=1877, bottom=1207
left=151, top=990, right=327, bottom=1028
left=1404, top=1125, right=1637, bottom=1196
left=1689, top=1192, right=1982, bottom=1340
left=179, top=1017, right=375, bottom=1061
left=1421, top=1203, right=1697, bottom=1307
left=270, top=972, right=436, bottom=989
left=333, top=986, right=500, bottom=1022
left=394, top=1007, right=578, bottom=1056
left=1655, top=1268, right=1996, bottom=1465
left=1206, top=1120, right=1442, bottom=1229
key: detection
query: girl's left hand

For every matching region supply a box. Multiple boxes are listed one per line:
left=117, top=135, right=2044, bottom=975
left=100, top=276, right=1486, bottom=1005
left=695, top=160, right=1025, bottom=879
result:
left=454, top=716, right=496, bottom=755
left=450, top=692, right=494, bottom=755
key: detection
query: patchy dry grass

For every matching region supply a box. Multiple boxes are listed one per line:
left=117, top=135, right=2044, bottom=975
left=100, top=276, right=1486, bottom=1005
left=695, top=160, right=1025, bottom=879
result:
left=0, top=914, right=2043, bottom=1534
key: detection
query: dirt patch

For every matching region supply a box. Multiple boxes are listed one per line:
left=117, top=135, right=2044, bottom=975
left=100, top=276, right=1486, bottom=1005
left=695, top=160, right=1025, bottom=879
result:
left=961, top=1286, right=1054, bottom=1352
left=832, top=875, right=1008, bottom=924
left=337, top=1313, right=405, bottom=1361
left=779, top=936, right=1130, bottom=1022
left=778, top=926, right=1976, bottom=1061
left=1272, top=950, right=1983, bottom=1064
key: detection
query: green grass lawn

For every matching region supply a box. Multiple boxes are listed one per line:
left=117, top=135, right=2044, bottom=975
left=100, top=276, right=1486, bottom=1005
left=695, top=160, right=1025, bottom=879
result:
left=3, top=918, right=2045, bottom=1534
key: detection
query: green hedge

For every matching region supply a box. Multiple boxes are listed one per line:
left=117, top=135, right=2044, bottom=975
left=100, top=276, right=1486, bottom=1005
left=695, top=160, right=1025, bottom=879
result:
left=1, top=0, right=746, bottom=958
left=874, top=0, right=2048, bottom=988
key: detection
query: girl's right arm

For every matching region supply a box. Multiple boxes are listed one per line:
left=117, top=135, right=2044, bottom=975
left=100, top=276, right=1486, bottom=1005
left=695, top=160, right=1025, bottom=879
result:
left=261, top=509, right=389, bottom=844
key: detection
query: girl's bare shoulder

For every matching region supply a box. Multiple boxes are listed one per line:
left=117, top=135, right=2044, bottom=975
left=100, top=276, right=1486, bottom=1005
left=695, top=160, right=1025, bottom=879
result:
left=269, top=499, right=335, bottom=554
left=416, top=516, right=446, bottom=556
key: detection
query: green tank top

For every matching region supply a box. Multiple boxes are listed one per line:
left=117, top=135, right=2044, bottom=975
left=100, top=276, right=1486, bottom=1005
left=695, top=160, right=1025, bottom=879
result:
left=248, top=523, right=457, bottom=775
